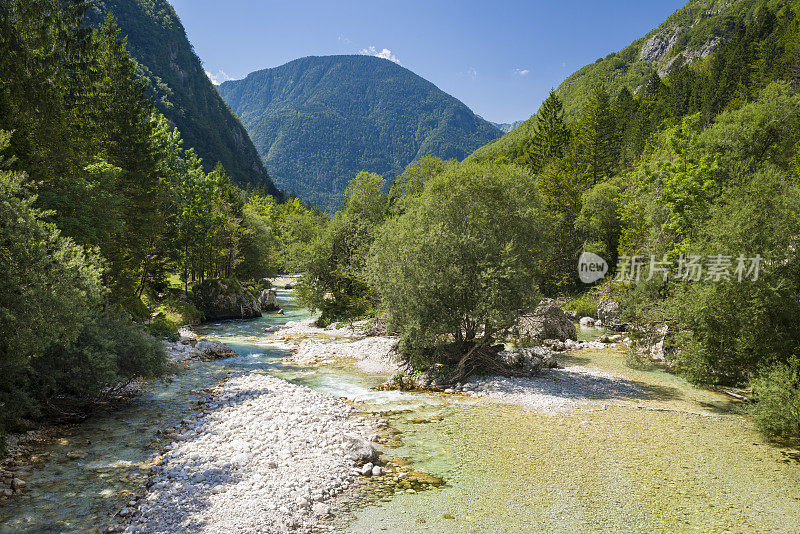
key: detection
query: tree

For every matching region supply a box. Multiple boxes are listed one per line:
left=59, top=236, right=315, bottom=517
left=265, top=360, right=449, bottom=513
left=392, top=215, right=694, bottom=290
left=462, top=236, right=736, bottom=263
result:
left=236, top=200, right=278, bottom=281
left=0, top=132, right=106, bottom=429
left=368, top=162, right=546, bottom=364
left=575, top=85, right=619, bottom=184
left=91, top=16, right=163, bottom=304
left=575, top=180, right=624, bottom=264
left=298, top=172, right=388, bottom=324
left=524, top=90, right=571, bottom=171
left=388, top=156, right=454, bottom=214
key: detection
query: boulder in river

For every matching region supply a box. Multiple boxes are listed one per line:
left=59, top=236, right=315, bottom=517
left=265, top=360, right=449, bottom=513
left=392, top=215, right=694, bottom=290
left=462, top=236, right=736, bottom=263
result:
left=597, top=298, right=622, bottom=327
left=515, top=299, right=577, bottom=342
left=342, top=433, right=378, bottom=465
left=192, top=279, right=262, bottom=320
left=258, top=288, right=279, bottom=312
left=195, top=339, right=238, bottom=360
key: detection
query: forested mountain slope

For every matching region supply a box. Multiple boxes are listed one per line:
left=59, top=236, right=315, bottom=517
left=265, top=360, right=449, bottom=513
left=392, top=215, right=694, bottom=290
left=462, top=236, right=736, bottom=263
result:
left=472, top=0, right=787, bottom=160
left=86, top=0, right=280, bottom=196
left=218, top=55, right=502, bottom=212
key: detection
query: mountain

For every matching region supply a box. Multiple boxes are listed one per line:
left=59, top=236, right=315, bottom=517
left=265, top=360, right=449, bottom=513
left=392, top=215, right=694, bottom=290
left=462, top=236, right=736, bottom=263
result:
left=217, top=55, right=502, bottom=212
left=472, top=0, right=783, bottom=160
left=488, top=120, right=527, bottom=134
left=85, top=0, right=280, bottom=197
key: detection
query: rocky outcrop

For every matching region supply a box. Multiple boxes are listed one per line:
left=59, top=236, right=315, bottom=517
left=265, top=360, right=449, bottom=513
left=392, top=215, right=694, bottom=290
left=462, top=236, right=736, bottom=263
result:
left=638, top=28, right=682, bottom=62
left=515, top=299, right=577, bottom=342
left=258, top=288, right=279, bottom=312
left=195, top=339, right=238, bottom=360
left=650, top=324, right=670, bottom=362
left=192, top=279, right=262, bottom=320
left=658, top=37, right=720, bottom=77
left=597, top=298, right=621, bottom=327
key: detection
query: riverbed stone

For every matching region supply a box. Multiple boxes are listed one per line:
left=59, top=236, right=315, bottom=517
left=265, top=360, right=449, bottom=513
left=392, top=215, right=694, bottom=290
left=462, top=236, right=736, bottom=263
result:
left=515, top=299, right=577, bottom=342
left=258, top=288, right=279, bottom=312
left=342, top=434, right=378, bottom=465
left=194, top=339, right=238, bottom=360
left=192, top=278, right=262, bottom=320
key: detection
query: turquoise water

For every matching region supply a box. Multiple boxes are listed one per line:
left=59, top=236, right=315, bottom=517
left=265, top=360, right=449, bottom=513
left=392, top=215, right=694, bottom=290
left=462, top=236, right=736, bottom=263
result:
left=2, top=290, right=800, bottom=533
left=0, top=290, right=314, bottom=532
left=0, top=290, right=456, bottom=533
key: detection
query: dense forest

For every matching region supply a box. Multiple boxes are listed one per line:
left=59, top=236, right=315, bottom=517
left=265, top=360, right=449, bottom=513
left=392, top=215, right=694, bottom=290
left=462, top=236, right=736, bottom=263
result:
left=217, top=55, right=502, bottom=212
left=296, top=1, right=800, bottom=438
left=0, top=0, right=322, bottom=448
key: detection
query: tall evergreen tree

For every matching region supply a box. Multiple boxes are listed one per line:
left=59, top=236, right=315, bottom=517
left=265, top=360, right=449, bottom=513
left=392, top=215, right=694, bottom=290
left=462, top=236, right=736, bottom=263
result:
left=575, top=85, right=619, bottom=184
left=90, top=16, right=163, bottom=304
left=524, top=90, right=570, bottom=171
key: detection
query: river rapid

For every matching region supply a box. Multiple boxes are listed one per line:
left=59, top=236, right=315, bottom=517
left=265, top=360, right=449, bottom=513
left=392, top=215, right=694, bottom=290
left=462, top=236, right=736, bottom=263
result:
left=1, top=288, right=800, bottom=533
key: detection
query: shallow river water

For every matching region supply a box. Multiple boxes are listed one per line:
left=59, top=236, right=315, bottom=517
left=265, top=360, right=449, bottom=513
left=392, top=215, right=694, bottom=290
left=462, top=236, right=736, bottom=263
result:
left=2, top=289, right=800, bottom=533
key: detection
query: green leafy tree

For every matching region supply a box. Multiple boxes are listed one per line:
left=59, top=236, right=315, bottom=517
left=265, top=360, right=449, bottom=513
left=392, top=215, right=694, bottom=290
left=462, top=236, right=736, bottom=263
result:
left=0, top=132, right=106, bottom=429
left=236, top=200, right=279, bottom=281
left=368, top=162, right=546, bottom=364
left=575, top=180, right=624, bottom=264
left=299, top=172, right=388, bottom=324
left=388, top=156, right=455, bottom=214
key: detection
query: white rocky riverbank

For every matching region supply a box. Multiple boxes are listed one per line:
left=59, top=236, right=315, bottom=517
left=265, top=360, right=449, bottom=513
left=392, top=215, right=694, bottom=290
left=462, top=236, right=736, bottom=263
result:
left=123, top=373, right=380, bottom=533
left=458, top=363, right=645, bottom=412
left=268, top=318, right=639, bottom=414
left=268, top=318, right=402, bottom=375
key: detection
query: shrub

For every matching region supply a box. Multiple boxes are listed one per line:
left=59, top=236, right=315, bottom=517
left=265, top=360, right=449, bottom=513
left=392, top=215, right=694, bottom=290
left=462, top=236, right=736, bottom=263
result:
left=30, top=310, right=166, bottom=400
left=147, top=312, right=180, bottom=341
left=563, top=293, right=598, bottom=318
left=750, top=358, right=800, bottom=439
left=156, top=296, right=203, bottom=327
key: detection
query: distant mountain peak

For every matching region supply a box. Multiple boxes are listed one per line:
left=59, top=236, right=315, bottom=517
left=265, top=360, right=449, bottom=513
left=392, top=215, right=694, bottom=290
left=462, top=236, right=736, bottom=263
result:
left=219, top=54, right=502, bottom=212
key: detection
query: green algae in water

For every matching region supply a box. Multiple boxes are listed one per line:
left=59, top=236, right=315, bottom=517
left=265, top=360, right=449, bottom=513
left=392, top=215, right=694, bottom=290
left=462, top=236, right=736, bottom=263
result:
left=345, top=350, right=800, bottom=534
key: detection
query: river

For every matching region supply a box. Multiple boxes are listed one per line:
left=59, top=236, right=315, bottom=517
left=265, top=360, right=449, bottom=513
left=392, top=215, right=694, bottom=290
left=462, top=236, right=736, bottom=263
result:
left=1, top=288, right=799, bottom=533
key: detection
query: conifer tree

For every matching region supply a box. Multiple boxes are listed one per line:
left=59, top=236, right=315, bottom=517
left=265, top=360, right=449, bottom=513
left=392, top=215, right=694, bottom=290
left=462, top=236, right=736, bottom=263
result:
left=524, top=90, right=570, bottom=171
left=575, top=85, right=619, bottom=185
left=91, top=16, right=163, bottom=304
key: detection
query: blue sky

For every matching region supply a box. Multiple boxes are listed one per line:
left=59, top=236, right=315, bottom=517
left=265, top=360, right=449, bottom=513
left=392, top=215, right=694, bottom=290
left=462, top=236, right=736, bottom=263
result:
left=170, top=0, right=686, bottom=123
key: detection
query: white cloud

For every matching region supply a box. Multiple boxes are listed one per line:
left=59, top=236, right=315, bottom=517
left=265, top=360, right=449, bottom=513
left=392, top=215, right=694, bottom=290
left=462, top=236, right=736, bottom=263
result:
left=359, top=46, right=401, bottom=64
left=205, top=69, right=236, bottom=85
left=467, top=67, right=477, bottom=80
left=513, top=68, right=530, bottom=76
